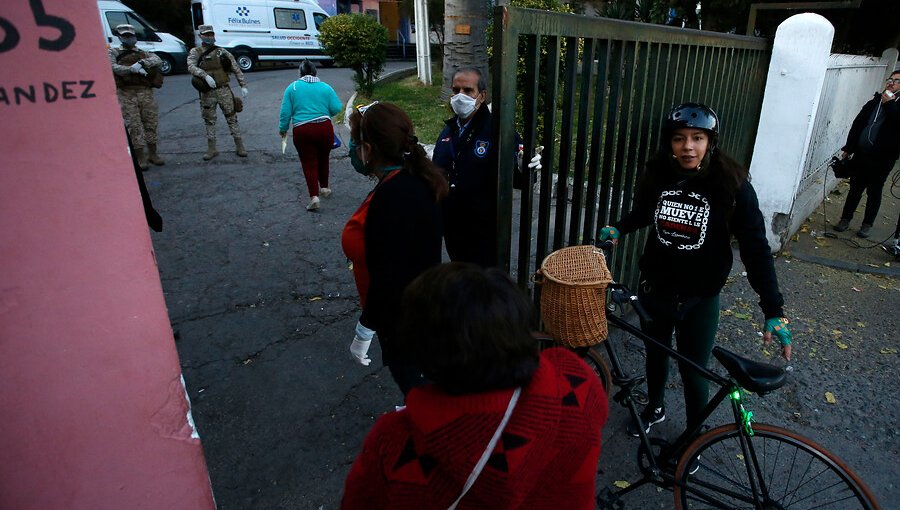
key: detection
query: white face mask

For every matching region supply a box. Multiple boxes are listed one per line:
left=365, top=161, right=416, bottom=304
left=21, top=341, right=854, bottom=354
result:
left=450, top=93, right=478, bottom=118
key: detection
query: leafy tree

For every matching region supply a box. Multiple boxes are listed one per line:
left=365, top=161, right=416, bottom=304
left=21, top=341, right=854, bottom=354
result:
left=318, top=14, right=388, bottom=96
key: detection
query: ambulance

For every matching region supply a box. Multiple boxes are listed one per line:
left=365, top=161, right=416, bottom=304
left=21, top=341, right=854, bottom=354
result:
left=190, top=0, right=333, bottom=72
left=97, top=0, right=189, bottom=75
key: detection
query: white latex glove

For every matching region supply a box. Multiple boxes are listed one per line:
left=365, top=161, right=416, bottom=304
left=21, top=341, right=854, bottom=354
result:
left=350, top=321, right=375, bottom=366
left=241, top=87, right=249, bottom=98
left=204, top=75, right=217, bottom=89
left=528, top=153, right=542, bottom=171
left=129, top=61, right=144, bottom=73
left=136, top=68, right=148, bottom=76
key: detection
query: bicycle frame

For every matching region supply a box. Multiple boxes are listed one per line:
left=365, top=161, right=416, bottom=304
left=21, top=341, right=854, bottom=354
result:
left=600, top=310, right=769, bottom=506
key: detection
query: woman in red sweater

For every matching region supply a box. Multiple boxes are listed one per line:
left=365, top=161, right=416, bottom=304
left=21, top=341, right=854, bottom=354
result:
left=342, top=263, right=609, bottom=509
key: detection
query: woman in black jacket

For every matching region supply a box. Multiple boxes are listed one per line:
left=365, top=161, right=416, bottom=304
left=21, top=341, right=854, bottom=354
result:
left=600, top=103, right=792, bottom=435
left=341, top=102, right=448, bottom=395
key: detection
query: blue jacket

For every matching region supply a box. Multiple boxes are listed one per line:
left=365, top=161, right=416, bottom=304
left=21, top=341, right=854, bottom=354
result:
left=278, top=79, right=342, bottom=133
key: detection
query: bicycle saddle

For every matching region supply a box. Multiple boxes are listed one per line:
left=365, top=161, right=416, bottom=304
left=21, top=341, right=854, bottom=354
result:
left=712, top=346, right=786, bottom=395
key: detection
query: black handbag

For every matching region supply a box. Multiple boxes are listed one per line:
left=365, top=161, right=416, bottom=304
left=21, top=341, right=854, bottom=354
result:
left=829, top=156, right=856, bottom=179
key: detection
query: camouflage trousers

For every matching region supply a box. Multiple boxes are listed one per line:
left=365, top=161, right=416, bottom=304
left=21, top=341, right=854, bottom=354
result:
left=117, top=87, right=158, bottom=148
left=200, top=86, right=241, bottom=141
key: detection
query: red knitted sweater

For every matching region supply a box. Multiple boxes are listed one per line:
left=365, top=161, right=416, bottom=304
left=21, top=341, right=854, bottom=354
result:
left=341, top=348, right=609, bottom=509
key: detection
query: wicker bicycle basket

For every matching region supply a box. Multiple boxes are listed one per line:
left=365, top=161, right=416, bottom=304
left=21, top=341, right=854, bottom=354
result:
left=535, top=245, right=613, bottom=348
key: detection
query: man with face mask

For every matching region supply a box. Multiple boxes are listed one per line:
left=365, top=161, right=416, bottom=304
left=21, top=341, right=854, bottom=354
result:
left=187, top=25, right=249, bottom=160
left=432, top=67, right=541, bottom=267
left=109, top=24, right=164, bottom=170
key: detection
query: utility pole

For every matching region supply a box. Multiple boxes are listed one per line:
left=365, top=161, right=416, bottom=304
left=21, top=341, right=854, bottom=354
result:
left=414, top=0, right=432, bottom=85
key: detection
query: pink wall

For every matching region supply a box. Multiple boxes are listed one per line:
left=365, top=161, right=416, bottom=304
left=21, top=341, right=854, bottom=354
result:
left=0, top=1, right=215, bottom=509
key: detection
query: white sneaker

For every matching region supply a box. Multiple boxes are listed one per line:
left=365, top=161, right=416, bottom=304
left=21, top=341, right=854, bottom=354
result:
left=306, top=196, right=320, bottom=211
left=319, top=187, right=332, bottom=198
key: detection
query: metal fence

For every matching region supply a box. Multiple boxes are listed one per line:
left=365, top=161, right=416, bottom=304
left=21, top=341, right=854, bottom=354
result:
left=490, top=6, right=771, bottom=295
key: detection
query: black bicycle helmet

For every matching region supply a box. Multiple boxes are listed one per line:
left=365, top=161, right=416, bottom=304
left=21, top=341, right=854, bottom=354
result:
left=665, top=102, right=719, bottom=133
left=663, top=102, right=719, bottom=153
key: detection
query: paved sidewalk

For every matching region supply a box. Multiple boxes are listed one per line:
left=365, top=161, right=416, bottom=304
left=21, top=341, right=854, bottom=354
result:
left=788, top=167, right=900, bottom=276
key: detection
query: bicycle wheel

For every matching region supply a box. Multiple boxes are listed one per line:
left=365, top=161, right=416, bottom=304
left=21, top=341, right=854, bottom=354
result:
left=674, top=423, right=880, bottom=509
left=583, top=347, right=611, bottom=393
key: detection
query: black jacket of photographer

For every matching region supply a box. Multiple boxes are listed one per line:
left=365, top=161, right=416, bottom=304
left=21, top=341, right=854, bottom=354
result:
left=842, top=92, right=900, bottom=164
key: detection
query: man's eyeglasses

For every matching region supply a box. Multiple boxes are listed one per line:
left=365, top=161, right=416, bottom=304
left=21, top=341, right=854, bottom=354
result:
left=356, top=101, right=379, bottom=115
left=886, top=78, right=900, bottom=85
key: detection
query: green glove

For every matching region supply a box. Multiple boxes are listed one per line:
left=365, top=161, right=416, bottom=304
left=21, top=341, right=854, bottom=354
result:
left=599, top=226, right=620, bottom=241
left=765, top=317, right=792, bottom=346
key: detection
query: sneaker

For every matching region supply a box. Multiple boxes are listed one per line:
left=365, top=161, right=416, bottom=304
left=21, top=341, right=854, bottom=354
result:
left=856, top=224, right=872, bottom=238
left=319, top=187, right=332, bottom=198
left=306, top=196, right=320, bottom=211
left=627, top=406, right=666, bottom=437
left=833, top=219, right=850, bottom=232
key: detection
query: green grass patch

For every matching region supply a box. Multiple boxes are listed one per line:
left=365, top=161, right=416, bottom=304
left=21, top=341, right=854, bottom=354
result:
left=357, top=73, right=451, bottom=144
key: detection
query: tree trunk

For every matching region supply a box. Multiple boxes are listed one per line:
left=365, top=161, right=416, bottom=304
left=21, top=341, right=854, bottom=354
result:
left=442, top=0, right=491, bottom=99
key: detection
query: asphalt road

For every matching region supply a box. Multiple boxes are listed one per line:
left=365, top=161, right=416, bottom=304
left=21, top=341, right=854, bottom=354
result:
left=146, top=63, right=898, bottom=509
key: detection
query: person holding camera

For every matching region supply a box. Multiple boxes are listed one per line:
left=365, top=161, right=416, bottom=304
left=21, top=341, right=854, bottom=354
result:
left=187, top=25, right=249, bottom=160
left=833, top=71, right=900, bottom=238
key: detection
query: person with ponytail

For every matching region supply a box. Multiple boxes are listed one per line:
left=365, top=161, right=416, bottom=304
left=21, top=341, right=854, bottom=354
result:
left=278, top=60, right=342, bottom=211
left=598, top=103, right=792, bottom=437
left=340, top=101, right=448, bottom=395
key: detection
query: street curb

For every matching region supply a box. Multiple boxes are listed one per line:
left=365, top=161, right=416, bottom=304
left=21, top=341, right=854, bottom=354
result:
left=788, top=250, right=900, bottom=277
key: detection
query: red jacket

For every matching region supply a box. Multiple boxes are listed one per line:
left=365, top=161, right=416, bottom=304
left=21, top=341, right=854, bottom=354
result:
left=341, top=348, right=609, bottom=509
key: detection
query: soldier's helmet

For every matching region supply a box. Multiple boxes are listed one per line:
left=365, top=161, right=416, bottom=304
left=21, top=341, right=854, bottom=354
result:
left=198, top=25, right=215, bottom=34
left=116, top=24, right=137, bottom=36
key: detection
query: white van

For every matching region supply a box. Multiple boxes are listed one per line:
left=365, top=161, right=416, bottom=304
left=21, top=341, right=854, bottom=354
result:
left=97, top=0, right=189, bottom=75
left=190, top=0, right=333, bottom=72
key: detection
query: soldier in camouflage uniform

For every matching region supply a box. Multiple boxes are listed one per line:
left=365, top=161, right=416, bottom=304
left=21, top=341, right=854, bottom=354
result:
left=188, top=25, right=249, bottom=160
left=109, top=24, right=165, bottom=169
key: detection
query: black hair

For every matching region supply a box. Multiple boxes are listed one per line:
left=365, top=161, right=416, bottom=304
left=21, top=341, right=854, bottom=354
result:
left=452, top=67, right=487, bottom=92
left=299, top=60, right=317, bottom=77
left=348, top=102, right=448, bottom=201
left=396, top=262, right=539, bottom=395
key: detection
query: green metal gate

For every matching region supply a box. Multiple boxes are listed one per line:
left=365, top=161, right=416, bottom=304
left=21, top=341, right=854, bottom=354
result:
left=489, top=6, right=771, bottom=294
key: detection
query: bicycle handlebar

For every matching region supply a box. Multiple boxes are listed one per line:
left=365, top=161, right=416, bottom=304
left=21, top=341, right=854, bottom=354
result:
left=607, top=283, right=652, bottom=324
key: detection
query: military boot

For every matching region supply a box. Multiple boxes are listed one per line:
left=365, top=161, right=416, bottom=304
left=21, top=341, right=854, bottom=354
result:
left=203, top=139, right=218, bottom=161
left=234, top=137, right=248, bottom=157
left=147, top=144, right=165, bottom=166
left=134, top=147, right=149, bottom=170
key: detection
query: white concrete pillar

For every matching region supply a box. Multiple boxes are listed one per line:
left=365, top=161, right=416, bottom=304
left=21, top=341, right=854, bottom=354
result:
left=881, top=48, right=899, bottom=80
left=749, top=13, right=834, bottom=249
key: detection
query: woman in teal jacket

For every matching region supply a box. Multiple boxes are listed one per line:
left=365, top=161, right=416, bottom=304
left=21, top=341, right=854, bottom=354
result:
left=279, top=60, right=342, bottom=211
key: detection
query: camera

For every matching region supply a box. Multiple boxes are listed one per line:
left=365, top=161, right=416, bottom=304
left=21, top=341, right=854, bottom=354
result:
left=828, top=156, right=854, bottom=179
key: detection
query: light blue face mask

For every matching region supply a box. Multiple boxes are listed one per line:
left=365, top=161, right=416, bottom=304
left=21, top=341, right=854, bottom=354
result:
left=348, top=140, right=368, bottom=176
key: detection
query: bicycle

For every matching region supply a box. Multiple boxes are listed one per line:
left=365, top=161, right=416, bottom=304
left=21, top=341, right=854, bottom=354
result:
left=537, top=242, right=881, bottom=510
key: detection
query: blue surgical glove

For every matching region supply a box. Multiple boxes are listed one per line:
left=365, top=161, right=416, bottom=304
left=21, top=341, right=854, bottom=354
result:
left=599, top=226, right=620, bottom=241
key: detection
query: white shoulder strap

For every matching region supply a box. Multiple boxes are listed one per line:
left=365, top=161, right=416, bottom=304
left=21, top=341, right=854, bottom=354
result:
left=447, top=387, right=521, bottom=510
